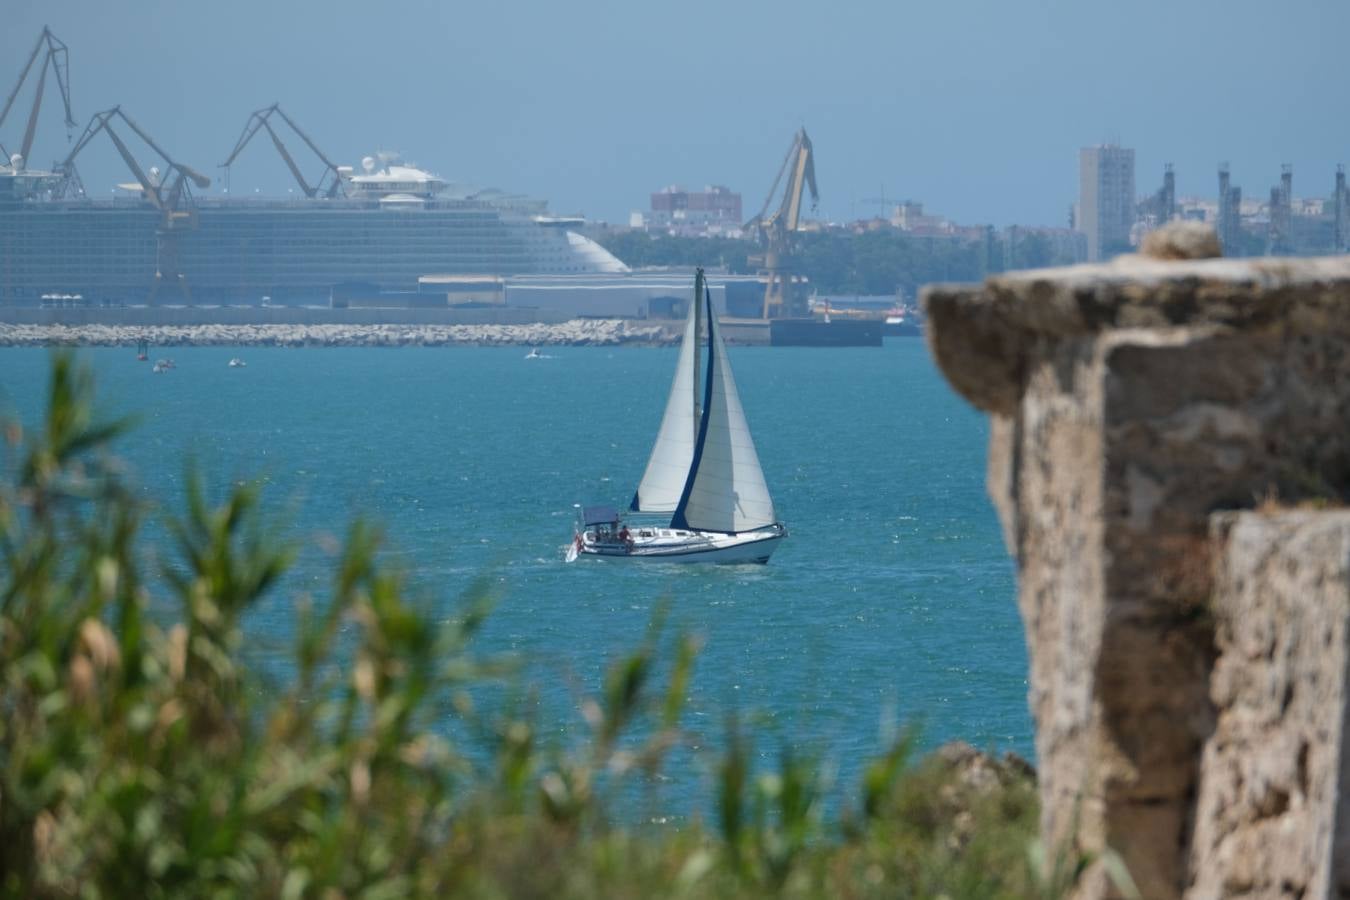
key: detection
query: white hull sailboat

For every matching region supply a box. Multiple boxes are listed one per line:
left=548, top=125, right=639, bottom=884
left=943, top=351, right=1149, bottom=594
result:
left=571, top=268, right=785, bottom=564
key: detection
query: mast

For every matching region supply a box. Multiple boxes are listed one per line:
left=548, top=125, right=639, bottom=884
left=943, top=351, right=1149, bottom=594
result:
left=693, top=267, right=704, bottom=436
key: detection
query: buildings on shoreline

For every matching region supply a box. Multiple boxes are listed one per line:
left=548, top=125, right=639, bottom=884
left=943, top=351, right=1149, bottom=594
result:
left=637, top=185, right=743, bottom=236
left=1079, top=147, right=1349, bottom=259
left=1078, top=145, right=1136, bottom=262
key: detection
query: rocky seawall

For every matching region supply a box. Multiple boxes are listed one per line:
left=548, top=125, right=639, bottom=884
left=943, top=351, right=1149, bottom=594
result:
left=0, top=319, right=676, bottom=348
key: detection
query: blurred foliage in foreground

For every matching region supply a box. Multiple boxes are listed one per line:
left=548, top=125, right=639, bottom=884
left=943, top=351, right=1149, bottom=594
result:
left=1, top=354, right=1046, bottom=899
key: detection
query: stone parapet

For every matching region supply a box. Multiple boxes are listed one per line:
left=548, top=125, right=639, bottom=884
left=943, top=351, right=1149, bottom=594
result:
left=922, top=248, right=1350, bottom=899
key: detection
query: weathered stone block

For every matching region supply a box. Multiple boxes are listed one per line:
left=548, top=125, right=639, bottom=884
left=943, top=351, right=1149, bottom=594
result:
left=923, top=253, right=1350, bottom=899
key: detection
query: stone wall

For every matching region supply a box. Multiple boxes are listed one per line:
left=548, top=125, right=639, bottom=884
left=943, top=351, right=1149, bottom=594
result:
left=923, top=239, right=1350, bottom=899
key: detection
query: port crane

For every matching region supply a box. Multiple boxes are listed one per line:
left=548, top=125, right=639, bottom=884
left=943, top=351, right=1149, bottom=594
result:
left=58, top=107, right=211, bottom=303
left=0, top=25, right=74, bottom=203
left=745, top=128, right=818, bottom=318
left=0, top=26, right=74, bottom=170
left=220, top=103, right=345, bottom=199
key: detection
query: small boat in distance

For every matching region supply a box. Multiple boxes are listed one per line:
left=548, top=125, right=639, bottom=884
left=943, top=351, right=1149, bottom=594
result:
left=570, top=268, right=784, bottom=564
left=136, top=338, right=148, bottom=361
left=228, top=357, right=246, bottom=368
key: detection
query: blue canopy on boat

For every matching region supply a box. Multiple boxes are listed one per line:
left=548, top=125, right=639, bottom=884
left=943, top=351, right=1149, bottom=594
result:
left=582, top=505, right=620, bottom=526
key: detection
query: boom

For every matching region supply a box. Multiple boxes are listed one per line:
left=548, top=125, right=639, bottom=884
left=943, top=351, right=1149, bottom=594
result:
left=745, top=128, right=818, bottom=236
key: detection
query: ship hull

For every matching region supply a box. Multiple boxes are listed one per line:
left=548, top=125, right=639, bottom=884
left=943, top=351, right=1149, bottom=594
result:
left=0, top=200, right=620, bottom=306
left=769, top=317, right=883, bottom=346
left=576, top=526, right=784, bottom=564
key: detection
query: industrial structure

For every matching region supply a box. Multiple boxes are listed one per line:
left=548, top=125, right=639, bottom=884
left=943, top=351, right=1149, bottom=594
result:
left=59, top=106, right=213, bottom=302
left=1077, top=144, right=1135, bottom=262
left=220, top=104, right=345, bottom=200
left=0, top=24, right=641, bottom=318
left=0, top=27, right=628, bottom=307
left=1139, top=163, right=1176, bottom=228
left=745, top=128, right=818, bottom=318
left=1208, top=163, right=1350, bottom=257
left=0, top=26, right=72, bottom=200
left=1266, top=164, right=1294, bottom=255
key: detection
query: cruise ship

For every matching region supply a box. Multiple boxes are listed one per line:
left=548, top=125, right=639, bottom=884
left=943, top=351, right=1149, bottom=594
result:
left=0, top=152, right=628, bottom=306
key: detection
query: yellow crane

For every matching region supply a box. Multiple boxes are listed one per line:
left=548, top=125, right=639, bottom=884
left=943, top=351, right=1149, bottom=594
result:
left=745, top=128, right=818, bottom=318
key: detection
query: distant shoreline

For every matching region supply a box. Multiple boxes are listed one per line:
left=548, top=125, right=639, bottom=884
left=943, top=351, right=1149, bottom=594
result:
left=0, top=320, right=679, bottom=349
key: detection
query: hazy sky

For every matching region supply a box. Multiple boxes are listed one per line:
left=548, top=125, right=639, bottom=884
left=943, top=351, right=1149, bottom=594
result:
left=4, top=0, right=1347, bottom=227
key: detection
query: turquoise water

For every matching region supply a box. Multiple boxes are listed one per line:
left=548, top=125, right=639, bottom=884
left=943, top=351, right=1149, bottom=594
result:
left=0, top=341, right=1029, bottom=789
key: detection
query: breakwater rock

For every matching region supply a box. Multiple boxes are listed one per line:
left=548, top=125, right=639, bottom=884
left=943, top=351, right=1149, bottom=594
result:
left=0, top=319, right=675, bottom=348
left=924, top=235, right=1350, bottom=900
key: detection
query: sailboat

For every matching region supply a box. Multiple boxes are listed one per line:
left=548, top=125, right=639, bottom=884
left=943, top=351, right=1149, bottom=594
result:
left=570, top=268, right=785, bottom=564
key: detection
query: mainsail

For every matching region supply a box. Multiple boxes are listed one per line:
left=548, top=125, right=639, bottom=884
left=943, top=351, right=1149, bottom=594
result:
left=672, top=289, right=776, bottom=534
left=630, top=289, right=700, bottom=512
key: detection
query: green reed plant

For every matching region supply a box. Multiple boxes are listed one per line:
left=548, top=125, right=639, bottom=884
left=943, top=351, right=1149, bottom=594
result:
left=1, top=353, right=1048, bottom=899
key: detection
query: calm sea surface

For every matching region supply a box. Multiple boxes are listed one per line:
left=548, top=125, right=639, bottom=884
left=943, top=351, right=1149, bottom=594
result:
left=0, top=340, right=1030, bottom=796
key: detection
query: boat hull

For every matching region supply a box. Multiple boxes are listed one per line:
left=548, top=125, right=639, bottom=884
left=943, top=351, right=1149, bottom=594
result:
left=577, top=527, right=784, bottom=564
left=769, top=317, right=882, bottom=347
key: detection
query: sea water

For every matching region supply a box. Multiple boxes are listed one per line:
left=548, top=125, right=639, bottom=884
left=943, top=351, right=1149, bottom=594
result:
left=0, top=340, right=1029, bottom=799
